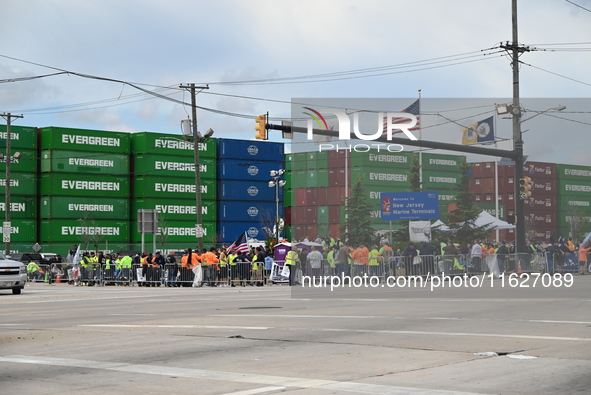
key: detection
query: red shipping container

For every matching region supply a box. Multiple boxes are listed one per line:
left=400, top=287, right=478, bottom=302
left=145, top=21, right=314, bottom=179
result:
left=498, top=165, right=514, bottom=178
left=284, top=207, right=292, bottom=225
left=473, top=194, right=482, bottom=202
left=480, top=178, right=495, bottom=194
left=326, top=187, right=341, bottom=206
left=483, top=194, right=494, bottom=203
left=305, top=207, right=318, bottom=224
left=524, top=196, right=556, bottom=212
left=498, top=228, right=515, bottom=243
left=294, top=206, right=307, bottom=224
left=296, top=188, right=307, bottom=206
left=531, top=179, right=557, bottom=196
left=498, top=177, right=515, bottom=194
left=523, top=161, right=557, bottom=180
left=527, top=212, right=556, bottom=227
left=472, top=162, right=496, bottom=178
left=328, top=168, right=349, bottom=186
left=329, top=224, right=340, bottom=239
left=500, top=193, right=515, bottom=210
left=530, top=226, right=557, bottom=242
left=470, top=179, right=483, bottom=194
left=328, top=151, right=347, bottom=168
left=316, top=187, right=328, bottom=206
left=296, top=224, right=318, bottom=240
left=305, top=188, right=318, bottom=205
left=329, top=206, right=340, bottom=224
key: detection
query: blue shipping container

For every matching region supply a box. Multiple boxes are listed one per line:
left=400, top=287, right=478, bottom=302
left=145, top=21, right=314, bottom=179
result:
left=219, top=221, right=270, bottom=243
left=217, top=138, right=284, bottom=162
left=218, top=201, right=283, bottom=223
left=217, top=159, right=284, bottom=181
left=218, top=180, right=283, bottom=202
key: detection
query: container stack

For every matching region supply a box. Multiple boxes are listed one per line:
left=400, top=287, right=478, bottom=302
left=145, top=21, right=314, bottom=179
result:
left=217, top=139, right=284, bottom=244
left=556, top=163, right=591, bottom=239
left=0, top=125, right=38, bottom=251
left=420, top=153, right=464, bottom=222
left=470, top=161, right=558, bottom=242
left=38, top=127, right=131, bottom=252
left=131, top=132, right=217, bottom=247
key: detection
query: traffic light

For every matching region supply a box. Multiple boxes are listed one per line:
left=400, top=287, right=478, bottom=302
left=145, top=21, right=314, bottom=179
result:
left=255, top=114, right=267, bottom=140
left=519, top=176, right=532, bottom=200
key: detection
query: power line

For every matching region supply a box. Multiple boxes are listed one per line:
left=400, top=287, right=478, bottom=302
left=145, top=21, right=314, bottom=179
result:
left=565, top=0, right=591, bottom=13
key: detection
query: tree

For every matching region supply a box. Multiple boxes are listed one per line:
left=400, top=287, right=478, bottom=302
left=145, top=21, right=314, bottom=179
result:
left=340, top=176, right=376, bottom=247
left=77, top=213, right=104, bottom=251
left=447, top=158, right=490, bottom=245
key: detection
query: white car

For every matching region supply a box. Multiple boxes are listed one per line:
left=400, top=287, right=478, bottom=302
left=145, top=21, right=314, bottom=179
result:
left=0, top=252, right=28, bottom=294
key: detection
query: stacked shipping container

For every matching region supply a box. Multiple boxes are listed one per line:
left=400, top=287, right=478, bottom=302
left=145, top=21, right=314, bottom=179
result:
left=0, top=125, right=38, bottom=250
left=38, top=127, right=131, bottom=250
left=556, top=163, right=591, bottom=238
left=217, top=139, right=284, bottom=244
left=130, top=132, right=217, bottom=246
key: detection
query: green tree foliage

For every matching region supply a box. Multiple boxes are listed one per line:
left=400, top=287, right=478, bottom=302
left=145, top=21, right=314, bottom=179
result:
left=447, top=158, right=490, bottom=245
left=341, top=177, right=376, bottom=247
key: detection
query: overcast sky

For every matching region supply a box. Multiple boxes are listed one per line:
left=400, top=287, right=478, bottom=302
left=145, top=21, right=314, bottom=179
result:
left=1, top=0, right=590, bottom=165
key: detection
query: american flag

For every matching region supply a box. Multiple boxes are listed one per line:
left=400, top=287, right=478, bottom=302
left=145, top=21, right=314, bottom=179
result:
left=382, top=99, right=420, bottom=135
left=227, top=232, right=250, bottom=253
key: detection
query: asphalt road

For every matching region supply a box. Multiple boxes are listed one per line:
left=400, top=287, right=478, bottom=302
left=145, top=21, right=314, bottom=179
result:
left=1, top=277, right=590, bottom=395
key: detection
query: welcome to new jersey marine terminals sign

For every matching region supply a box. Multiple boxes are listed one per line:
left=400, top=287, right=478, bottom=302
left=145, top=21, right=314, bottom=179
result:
left=380, top=191, right=439, bottom=221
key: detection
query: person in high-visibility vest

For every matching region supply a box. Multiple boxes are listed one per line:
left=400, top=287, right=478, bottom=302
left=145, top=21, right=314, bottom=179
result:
left=326, top=245, right=337, bottom=275
left=201, top=247, right=219, bottom=287
left=218, top=247, right=229, bottom=287
left=228, top=250, right=238, bottom=287
left=285, top=246, right=300, bottom=286
left=180, top=249, right=199, bottom=287
left=368, top=245, right=380, bottom=278
left=27, top=261, right=43, bottom=281
left=120, top=253, right=132, bottom=285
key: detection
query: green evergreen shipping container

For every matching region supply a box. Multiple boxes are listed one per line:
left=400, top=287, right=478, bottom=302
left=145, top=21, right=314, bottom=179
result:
left=39, top=173, right=130, bottom=198
left=350, top=150, right=412, bottom=168
left=40, top=126, right=131, bottom=153
left=133, top=176, right=216, bottom=200
left=557, top=178, right=591, bottom=197
left=39, top=220, right=130, bottom=243
left=365, top=187, right=408, bottom=205
left=0, top=125, right=37, bottom=150
left=41, top=150, right=130, bottom=175
left=131, top=198, right=217, bottom=222
left=0, top=149, right=37, bottom=173
left=40, top=197, right=130, bottom=219
left=0, top=173, right=37, bottom=196
left=4, top=220, right=36, bottom=242
left=422, top=170, right=461, bottom=191
left=351, top=167, right=411, bottom=188
left=557, top=196, right=591, bottom=213
left=557, top=211, right=591, bottom=229
left=131, top=132, right=216, bottom=158
left=133, top=154, right=216, bottom=179
left=0, top=196, right=36, bottom=219
left=556, top=163, right=591, bottom=181
left=421, top=153, right=465, bottom=171
left=317, top=205, right=329, bottom=224
left=130, top=220, right=216, bottom=245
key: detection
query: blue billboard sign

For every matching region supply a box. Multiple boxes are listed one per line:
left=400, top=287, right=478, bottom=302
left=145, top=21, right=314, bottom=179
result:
left=381, top=191, right=439, bottom=220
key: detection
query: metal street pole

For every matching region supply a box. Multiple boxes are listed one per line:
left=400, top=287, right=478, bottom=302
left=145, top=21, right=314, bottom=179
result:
left=180, top=83, right=208, bottom=252
left=510, top=0, right=526, bottom=253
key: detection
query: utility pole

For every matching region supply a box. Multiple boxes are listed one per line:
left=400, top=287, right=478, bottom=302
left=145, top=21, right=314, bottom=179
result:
left=1, top=113, right=23, bottom=255
left=179, top=83, right=209, bottom=252
left=501, top=0, right=529, bottom=253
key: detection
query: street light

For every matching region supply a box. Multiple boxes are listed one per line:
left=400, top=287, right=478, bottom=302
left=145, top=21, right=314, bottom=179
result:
left=268, top=169, right=286, bottom=244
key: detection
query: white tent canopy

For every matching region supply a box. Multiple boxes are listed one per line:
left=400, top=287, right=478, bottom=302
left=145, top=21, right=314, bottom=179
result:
left=432, top=210, right=515, bottom=232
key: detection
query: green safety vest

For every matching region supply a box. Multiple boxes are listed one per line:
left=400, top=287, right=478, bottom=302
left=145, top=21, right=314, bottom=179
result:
left=327, top=250, right=336, bottom=268
left=286, top=250, right=298, bottom=266
left=368, top=249, right=380, bottom=266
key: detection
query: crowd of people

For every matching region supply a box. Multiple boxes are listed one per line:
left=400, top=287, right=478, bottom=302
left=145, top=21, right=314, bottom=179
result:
left=24, top=233, right=589, bottom=287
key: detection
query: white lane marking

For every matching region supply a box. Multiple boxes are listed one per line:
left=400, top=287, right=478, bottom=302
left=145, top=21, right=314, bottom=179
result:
left=0, top=355, right=485, bottom=395
left=108, top=314, right=157, bottom=316
left=222, top=386, right=286, bottom=395
left=77, top=324, right=272, bottom=330
left=526, top=319, right=591, bottom=325
left=296, top=327, right=591, bottom=342
left=0, top=324, right=26, bottom=326
left=213, top=314, right=389, bottom=319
